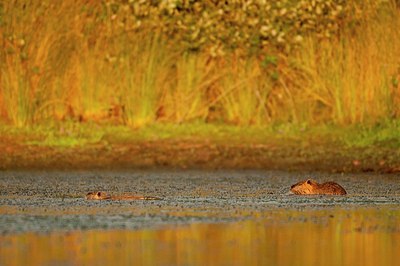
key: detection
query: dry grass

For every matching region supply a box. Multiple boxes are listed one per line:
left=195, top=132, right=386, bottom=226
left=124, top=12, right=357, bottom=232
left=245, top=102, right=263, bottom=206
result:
left=1, top=0, right=400, bottom=128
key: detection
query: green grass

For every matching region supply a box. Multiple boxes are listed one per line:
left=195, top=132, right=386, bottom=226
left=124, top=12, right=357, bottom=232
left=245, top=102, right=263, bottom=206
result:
left=339, top=122, right=400, bottom=148
left=2, top=121, right=400, bottom=150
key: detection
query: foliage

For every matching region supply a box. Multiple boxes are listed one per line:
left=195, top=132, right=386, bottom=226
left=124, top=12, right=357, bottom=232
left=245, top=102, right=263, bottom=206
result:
left=0, top=0, right=399, bottom=127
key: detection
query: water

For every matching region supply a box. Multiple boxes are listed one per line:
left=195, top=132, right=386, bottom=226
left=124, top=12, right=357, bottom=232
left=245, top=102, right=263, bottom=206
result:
left=0, top=170, right=399, bottom=265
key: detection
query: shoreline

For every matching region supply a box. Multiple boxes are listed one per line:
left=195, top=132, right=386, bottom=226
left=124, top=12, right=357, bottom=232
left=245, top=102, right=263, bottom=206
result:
left=1, top=139, right=399, bottom=173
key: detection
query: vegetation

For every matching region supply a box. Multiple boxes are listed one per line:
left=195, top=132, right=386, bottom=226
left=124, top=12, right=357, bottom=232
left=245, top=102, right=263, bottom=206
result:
left=2, top=120, right=400, bottom=151
left=1, top=0, right=400, bottom=131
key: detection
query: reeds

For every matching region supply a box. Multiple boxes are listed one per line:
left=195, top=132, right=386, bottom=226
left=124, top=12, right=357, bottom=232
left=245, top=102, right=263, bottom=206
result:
left=1, top=0, right=399, bottom=128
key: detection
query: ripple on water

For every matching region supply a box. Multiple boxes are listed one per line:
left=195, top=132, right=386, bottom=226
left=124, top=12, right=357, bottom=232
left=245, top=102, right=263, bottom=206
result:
left=0, top=170, right=400, bottom=233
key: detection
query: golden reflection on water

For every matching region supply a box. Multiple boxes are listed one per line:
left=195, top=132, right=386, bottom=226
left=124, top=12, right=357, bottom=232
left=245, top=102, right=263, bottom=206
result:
left=1, top=208, right=399, bottom=266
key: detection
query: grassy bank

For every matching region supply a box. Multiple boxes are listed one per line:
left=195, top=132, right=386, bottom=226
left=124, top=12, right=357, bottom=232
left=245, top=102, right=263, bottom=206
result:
left=1, top=0, right=400, bottom=128
left=2, top=121, right=400, bottom=172
left=2, top=120, right=400, bottom=150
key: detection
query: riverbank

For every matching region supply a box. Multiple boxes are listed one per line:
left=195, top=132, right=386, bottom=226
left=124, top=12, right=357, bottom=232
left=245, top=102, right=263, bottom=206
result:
left=1, top=123, right=399, bottom=173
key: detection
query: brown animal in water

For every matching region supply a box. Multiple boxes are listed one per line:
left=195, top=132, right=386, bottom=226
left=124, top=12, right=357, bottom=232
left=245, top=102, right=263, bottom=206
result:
left=290, top=179, right=347, bottom=195
left=86, top=191, right=162, bottom=200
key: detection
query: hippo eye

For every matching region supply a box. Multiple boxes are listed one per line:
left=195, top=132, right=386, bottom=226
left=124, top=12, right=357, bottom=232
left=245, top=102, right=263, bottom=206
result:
left=306, top=180, right=312, bottom=185
left=97, top=192, right=101, bottom=196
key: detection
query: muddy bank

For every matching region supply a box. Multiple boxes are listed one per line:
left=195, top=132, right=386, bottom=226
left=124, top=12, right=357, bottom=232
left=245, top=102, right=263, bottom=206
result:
left=1, top=138, right=400, bottom=173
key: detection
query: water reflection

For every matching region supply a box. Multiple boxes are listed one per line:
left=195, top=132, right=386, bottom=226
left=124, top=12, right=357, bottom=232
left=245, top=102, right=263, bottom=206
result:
left=1, top=208, right=399, bottom=266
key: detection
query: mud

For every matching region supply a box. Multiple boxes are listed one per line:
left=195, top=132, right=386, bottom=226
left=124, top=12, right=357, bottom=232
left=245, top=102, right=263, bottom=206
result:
left=1, top=139, right=400, bottom=173
left=1, top=170, right=400, bottom=234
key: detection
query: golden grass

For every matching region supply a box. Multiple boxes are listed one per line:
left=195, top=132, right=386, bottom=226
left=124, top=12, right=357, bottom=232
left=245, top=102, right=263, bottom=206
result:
left=297, top=9, right=400, bottom=125
left=1, top=1, right=400, bottom=128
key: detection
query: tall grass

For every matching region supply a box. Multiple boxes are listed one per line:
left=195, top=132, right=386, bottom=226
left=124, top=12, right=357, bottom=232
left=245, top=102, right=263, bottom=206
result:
left=0, top=1, right=82, bottom=125
left=119, top=32, right=167, bottom=127
left=297, top=7, right=400, bottom=125
left=219, top=57, right=271, bottom=125
left=1, top=1, right=400, bottom=128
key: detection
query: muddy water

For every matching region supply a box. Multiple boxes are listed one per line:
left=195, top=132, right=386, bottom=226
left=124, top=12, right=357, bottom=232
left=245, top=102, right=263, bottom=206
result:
left=0, top=170, right=400, bottom=266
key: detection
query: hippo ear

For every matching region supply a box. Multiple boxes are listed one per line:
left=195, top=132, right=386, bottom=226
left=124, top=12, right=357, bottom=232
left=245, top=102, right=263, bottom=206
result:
left=97, top=192, right=102, bottom=196
left=306, top=179, right=312, bottom=185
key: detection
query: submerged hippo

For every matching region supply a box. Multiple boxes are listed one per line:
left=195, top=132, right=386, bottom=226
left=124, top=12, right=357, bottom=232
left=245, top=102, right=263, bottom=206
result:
left=290, top=179, right=347, bottom=195
left=86, top=191, right=162, bottom=200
